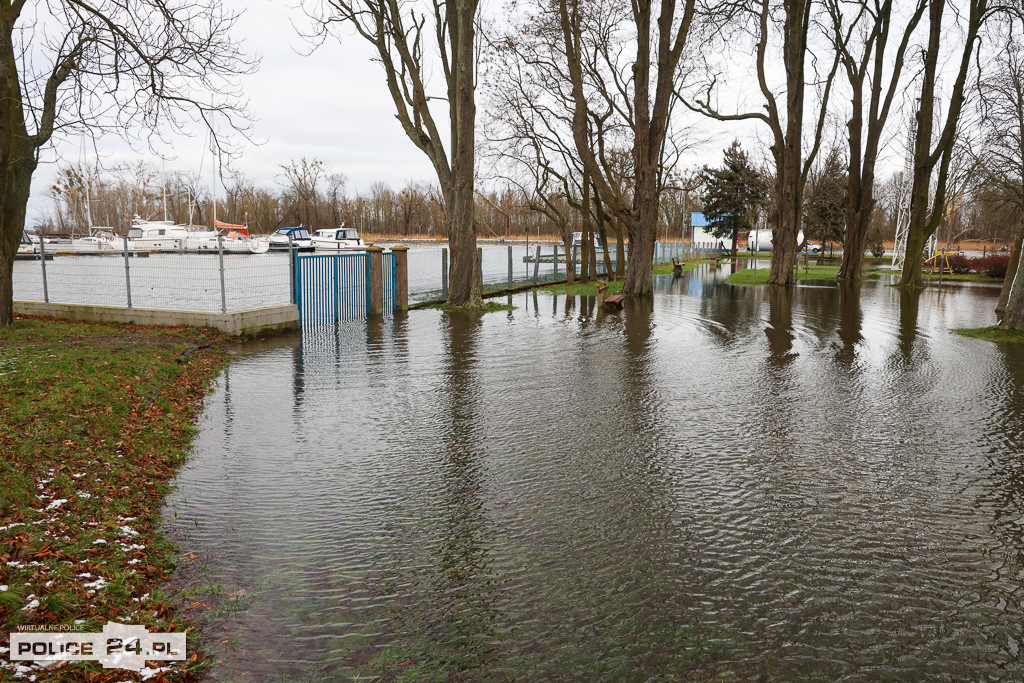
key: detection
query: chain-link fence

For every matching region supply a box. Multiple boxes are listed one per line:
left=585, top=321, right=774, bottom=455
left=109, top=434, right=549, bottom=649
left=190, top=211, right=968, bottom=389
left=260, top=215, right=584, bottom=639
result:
left=13, top=239, right=291, bottom=313
left=13, top=240, right=694, bottom=314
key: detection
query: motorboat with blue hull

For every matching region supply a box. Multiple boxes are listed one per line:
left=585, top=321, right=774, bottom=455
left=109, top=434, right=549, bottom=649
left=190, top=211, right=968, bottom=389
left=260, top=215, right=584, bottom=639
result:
left=269, top=226, right=315, bottom=252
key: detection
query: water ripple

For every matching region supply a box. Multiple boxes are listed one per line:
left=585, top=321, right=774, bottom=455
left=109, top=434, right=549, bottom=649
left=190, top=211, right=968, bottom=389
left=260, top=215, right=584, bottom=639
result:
left=165, top=276, right=1024, bottom=680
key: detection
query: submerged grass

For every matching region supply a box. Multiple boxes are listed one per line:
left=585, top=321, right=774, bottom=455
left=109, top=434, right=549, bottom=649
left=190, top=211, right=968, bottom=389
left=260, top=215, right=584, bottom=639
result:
left=539, top=280, right=625, bottom=296
left=0, top=315, right=232, bottom=682
left=537, top=259, right=704, bottom=296
left=426, top=301, right=516, bottom=313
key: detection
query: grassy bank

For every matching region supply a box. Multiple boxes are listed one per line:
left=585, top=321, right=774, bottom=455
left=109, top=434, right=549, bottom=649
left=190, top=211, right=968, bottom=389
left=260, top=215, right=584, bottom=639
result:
left=0, top=316, right=232, bottom=681
left=727, top=265, right=849, bottom=285
left=922, top=272, right=1003, bottom=282
left=956, top=326, right=1024, bottom=344
left=726, top=263, right=912, bottom=286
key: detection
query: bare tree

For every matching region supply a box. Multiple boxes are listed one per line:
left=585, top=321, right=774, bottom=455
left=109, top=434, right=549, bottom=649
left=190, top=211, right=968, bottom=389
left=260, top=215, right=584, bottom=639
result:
left=557, top=0, right=697, bottom=295
left=0, top=0, right=252, bottom=326
left=691, top=0, right=840, bottom=285
left=307, top=0, right=482, bottom=306
left=827, top=0, right=926, bottom=281
left=898, top=0, right=990, bottom=287
left=980, top=22, right=1024, bottom=325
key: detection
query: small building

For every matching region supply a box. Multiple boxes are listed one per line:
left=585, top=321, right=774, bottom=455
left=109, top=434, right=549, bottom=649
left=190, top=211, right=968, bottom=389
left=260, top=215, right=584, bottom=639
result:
left=690, top=212, right=723, bottom=247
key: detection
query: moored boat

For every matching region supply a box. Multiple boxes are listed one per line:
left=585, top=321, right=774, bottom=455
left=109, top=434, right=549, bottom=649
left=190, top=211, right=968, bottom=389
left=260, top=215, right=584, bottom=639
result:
left=269, top=226, right=315, bottom=251
left=311, top=225, right=366, bottom=251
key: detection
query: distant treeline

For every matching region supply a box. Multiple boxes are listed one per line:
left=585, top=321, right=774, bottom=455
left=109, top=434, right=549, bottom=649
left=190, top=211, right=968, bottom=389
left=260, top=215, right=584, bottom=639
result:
left=39, top=156, right=1016, bottom=245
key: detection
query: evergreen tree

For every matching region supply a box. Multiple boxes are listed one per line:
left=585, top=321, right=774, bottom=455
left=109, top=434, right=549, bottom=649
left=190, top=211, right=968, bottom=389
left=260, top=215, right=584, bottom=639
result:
left=804, top=148, right=847, bottom=255
left=700, top=141, right=767, bottom=255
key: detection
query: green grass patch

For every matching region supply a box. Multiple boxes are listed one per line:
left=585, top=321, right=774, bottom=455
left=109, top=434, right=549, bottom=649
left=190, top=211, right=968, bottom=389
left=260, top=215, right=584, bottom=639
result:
left=956, top=326, right=1024, bottom=343
left=727, top=264, right=888, bottom=285
left=728, top=265, right=840, bottom=285
left=652, top=259, right=705, bottom=275
left=0, top=315, right=232, bottom=681
left=923, top=272, right=1002, bottom=282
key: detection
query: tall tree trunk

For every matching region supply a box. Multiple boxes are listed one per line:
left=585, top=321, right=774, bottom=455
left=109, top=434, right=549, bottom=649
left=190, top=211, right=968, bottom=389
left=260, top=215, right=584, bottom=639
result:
left=623, top=167, right=659, bottom=294
left=581, top=172, right=591, bottom=283
left=0, top=9, right=37, bottom=328
left=445, top=0, right=481, bottom=307
left=997, top=225, right=1023, bottom=318
left=899, top=0, right=985, bottom=287
left=766, top=0, right=809, bottom=286
left=562, top=232, right=575, bottom=285
left=1000, top=245, right=1024, bottom=329
left=592, top=189, right=614, bottom=276
left=769, top=150, right=801, bottom=285
left=839, top=76, right=868, bottom=280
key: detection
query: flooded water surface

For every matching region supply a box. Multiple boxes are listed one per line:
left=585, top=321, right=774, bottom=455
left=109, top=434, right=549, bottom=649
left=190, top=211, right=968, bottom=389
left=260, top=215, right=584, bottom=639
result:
left=165, top=268, right=1024, bottom=680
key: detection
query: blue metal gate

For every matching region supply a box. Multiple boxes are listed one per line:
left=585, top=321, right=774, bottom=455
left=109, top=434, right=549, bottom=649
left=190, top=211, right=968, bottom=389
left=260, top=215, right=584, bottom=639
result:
left=294, top=252, right=398, bottom=326
left=295, top=253, right=369, bottom=324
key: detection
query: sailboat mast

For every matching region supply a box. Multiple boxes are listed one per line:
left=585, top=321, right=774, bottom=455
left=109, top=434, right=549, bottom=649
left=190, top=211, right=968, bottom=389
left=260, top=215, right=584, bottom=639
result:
left=162, top=157, right=167, bottom=222
left=210, top=133, right=217, bottom=226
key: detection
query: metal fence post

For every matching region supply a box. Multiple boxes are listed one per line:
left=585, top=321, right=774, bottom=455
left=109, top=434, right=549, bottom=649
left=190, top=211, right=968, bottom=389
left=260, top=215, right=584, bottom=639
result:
left=288, top=234, right=296, bottom=305
left=122, top=236, right=132, bottom=309
left=334, top=255, right=341, bottom=322
left=507, top=245, right=513, bottom=288
left=477, top=247, right=484, bottom=291
left=533, top=245, right=540, bottom=284
left=441, top=247, right=449, bottom=300
left=217, top=235, right=227, bottom=314
left=38, top=236, right=49, bottom=304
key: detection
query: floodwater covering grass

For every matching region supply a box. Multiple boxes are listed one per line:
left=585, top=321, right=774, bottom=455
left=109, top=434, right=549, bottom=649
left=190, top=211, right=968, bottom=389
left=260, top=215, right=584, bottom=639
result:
left=956, top=326, right=1024, bottom=343
left=427, top=301, right=516, bottom=312
left=539, top=259, right=704, bottom=296
left=0, top=316, right=232, bottom=682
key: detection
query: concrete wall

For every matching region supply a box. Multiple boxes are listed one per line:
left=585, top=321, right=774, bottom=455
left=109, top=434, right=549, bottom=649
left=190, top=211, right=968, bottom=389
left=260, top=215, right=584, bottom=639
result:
left=14, top=301, right=299, bottom=337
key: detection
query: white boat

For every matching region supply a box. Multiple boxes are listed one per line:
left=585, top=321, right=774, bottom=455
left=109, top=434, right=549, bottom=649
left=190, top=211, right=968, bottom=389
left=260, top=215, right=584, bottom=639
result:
left=127, top=218, right=212, bottom=251
left=312, top=225, right=366, bottom=251
left=269, top=226, right=315, bottom=251
left=17, top=231, right=40, bottom=256
left=191, top=227, right=270, bottom=254
left=126, top=218, right=268, bottom=253
left=34, top=229, right=121, bottom=253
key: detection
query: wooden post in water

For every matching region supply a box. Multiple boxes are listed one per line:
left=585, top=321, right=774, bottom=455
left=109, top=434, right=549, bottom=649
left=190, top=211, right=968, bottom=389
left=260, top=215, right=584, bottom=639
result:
left=507, top=245, right=513, bottom=287
left=367, top=245, right=385, bottom=316
left=392, top=246, right=409, bottom=311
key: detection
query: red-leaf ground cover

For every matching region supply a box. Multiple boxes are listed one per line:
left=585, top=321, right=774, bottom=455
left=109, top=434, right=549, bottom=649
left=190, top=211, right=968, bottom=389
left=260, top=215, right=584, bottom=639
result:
left=1, top=316, right=233, bottom=682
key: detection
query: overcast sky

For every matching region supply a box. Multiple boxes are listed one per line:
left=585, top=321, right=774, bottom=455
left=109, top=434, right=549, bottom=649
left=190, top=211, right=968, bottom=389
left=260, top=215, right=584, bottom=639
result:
left=27, top=0, right=444, bottom=227
left=25, top=0, right=919, bottom=229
